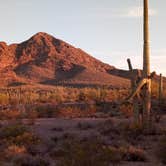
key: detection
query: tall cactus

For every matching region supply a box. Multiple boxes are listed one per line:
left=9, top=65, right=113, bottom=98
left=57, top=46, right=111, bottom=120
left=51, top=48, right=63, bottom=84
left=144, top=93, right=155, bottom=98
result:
left=142, top=0, right=151, bottom=125
left=126, top=0, right=152, bottom=126
left=159, top=73, right=163, bottom=106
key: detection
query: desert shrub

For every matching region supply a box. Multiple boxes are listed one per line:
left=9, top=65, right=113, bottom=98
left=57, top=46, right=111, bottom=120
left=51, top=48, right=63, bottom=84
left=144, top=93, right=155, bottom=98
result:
left=24, top=110, right=38, bottom=125
left=121, top=122, right=164, bottom=142
left=77, top=87, right=109, bottom=102
left=156, top=136, right=166, bottom=164
left=119, top=103, right=133, bottom=117
left=12, top=154, right=50, bottom=166
left=13, top=132, right=40, bottom=146
left=98, top=119, right=120, bottom=137
left=22, top=92, right=39, bottom=104
left=120, top=146, right=147, bottom=162
left=0, top=87, right=130, bottom=106
left=78, top=88, right=97, bottom=102
left=52, top=127, right=64, bottom=132
left=61, top=132, right=76, bottom=140
left=143, top=125, right=163, bottom=136
left=45, top=87, right=66, bottom=103
left=120, top=122, right=144, bottom=141
left=48, top=92, right=65, bottom=103
left=0, top=110, right=22, bottom=120
left=96, top=88, right=108, bottom=102
left=0, top=93, right=9, bottom=104
left=57, top=139, right=122, bottom=166
left=57, top=104, right=97, bottom=118
left=0, top=124, right=27, bottom=140
left=78, top=91, right=87, bottom=101
left=35, top=105, right=57, bottom=118
left=0, top=109, right=38, bottom=124
left=76, top=122, right=93, bottom=130
left=51, top=136, right=59, bottom=143
left=0, top=124, right=40, bottom=147
left=151, top=80, right=159, bottom=98
left=4, top=145, right=27, bottom=158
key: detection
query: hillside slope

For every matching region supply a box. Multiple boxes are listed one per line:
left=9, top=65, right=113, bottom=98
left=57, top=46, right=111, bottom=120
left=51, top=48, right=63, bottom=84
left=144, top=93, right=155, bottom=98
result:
left=0, top=32, right=130, bottom=88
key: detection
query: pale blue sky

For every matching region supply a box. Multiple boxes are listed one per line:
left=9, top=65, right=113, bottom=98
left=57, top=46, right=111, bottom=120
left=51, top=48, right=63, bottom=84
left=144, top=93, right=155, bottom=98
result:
left=0, top=0, right=166, bottom=74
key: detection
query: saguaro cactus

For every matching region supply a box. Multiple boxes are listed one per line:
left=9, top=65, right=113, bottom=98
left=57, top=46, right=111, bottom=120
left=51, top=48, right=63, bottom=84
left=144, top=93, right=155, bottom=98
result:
left=142, top=0, right=151, bottom=125
left=159, top=73, right=163, bottom=106
left=126, top=0, right=152, bottom=126
left=127, top=59, right=141, bottom=123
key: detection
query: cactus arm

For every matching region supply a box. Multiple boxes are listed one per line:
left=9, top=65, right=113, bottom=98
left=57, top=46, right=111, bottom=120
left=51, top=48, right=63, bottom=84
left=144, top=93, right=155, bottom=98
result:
left=149, top=71, right=156, bottom=79
left=127, top=58, right=133, bottom=71
left=126, top=78, right=147, bottom=101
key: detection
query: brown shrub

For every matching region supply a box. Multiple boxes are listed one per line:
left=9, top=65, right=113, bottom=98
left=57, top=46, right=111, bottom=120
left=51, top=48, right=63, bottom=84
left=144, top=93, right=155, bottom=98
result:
left=156, top=136, right=166, bottom=164
left=4, top=145, right=27, bottom=158
left=56, top=139, right=122, bottom=166
left=120, top=146, right=147, bottom=162
left=0, top=110, right=22, bottom=120
left=119, top=103, right=133, bottom=117
left=35, top=105, right=58, bottom=118
left=0, top=124, right=40, bottom=147
left=0, top=124, right=27, bottom=140
left=76, top=122, right=93, bottom=130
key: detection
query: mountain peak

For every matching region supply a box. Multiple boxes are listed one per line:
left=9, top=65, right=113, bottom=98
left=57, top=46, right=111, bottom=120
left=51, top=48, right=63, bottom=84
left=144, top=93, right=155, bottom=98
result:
left=0, top=32, right=129, bottom=88
left=27, top=32, right=56, bottom=44
left=31, top=32, right=54, bottom=39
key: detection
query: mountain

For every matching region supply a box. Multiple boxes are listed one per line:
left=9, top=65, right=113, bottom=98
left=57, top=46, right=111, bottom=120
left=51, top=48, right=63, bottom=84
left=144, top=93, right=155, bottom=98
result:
left=0, top=32, right=130, bottom=88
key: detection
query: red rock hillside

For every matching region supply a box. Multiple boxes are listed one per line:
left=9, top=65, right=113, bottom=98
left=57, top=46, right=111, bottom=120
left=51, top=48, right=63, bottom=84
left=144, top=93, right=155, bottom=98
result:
left=0, top=32, right=130, bottom=88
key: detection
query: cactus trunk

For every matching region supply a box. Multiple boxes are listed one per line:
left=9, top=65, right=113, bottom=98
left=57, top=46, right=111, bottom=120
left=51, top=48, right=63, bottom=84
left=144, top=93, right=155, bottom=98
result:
left=142, top=0, right=151, bottom=125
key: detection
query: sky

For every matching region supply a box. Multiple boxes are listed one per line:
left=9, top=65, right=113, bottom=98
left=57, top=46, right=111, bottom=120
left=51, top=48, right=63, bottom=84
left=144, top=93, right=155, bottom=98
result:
left=0, top=0, right=166, bottom=75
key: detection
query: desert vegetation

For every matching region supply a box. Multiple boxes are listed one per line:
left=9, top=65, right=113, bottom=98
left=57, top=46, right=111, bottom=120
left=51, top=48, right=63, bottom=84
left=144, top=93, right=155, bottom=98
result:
left=0, top=79, right=165, bottom=166
left=0, top=86, right=130, bottom=119
left=0, top=115, right=165, bottom=165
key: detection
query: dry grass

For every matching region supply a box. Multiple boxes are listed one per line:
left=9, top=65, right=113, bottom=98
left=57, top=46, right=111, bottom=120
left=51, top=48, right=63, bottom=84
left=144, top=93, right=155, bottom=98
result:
left=0, top=86, right=129, bottom=105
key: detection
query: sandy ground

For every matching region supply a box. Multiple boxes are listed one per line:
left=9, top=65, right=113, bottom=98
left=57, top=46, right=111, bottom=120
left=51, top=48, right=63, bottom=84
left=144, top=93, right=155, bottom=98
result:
left=20, top=116, right=165, bottom=166
left=1, top=115, right=165, bottom=166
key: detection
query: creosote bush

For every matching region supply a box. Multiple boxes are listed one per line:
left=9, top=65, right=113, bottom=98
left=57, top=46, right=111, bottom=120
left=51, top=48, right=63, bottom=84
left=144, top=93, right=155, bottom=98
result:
left=56, top=139, right=122, bottom=166
left=122, top=123, right=144, bottom=140
left=4, top=145, right=27, bottom=158
left=0, top=110, right=22, bottom=120
left=0, top=123, right=41, bottom=165
left=55, top=137, right=147, bottom=166
left=0, top=124, right=27, bottom=140
left=120, top=146, right=147, bottom=162
left=0, top=123, right=40, bottom=147
left=76, top=122, right=93, bottom=130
